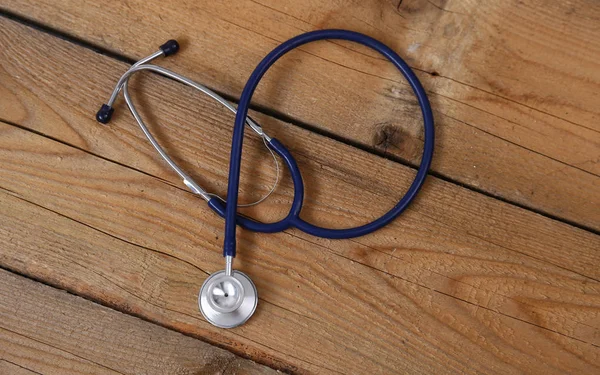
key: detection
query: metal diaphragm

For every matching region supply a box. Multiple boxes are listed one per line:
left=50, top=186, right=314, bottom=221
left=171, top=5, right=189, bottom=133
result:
left=199, top=270, right=257, bottom=328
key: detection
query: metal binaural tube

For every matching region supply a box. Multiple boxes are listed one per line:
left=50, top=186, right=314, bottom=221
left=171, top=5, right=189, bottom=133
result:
left=122, top=83, right=212, bottom=201
left=98, top=43, right=281, bottom=208
left=113, top=63, right=279, bottom=204
left=110, top=64, right=268, bottom=140
left=107, top=50, right=165, bottom=107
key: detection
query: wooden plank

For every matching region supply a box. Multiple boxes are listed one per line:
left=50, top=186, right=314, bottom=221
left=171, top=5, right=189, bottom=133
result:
left=0, top=29, right=598, bottom=372
left=1, top=0, right=598, bottom=229
left=0, top=129, right=599, bottom=374
left=0, top=269, right=279, bottom=375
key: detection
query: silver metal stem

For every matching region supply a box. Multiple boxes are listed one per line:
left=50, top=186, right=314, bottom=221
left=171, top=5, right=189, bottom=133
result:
left=225, top=255, right=233, bottom=276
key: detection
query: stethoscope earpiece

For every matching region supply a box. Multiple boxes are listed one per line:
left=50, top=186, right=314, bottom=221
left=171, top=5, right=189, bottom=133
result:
left=96, top=103, right=114, bottom=124
left=159, top=39, right=180, bottom=56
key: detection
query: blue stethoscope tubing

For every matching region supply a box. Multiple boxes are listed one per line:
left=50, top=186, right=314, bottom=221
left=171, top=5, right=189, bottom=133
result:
left=217, top=29, right=435, bottom=257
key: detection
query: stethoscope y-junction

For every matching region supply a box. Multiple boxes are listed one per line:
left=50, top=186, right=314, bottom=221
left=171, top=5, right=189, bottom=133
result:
left=97, top=30, right=435, bottom=328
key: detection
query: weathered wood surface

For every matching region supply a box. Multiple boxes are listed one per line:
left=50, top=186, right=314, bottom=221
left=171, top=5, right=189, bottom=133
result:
left=0, top=17, right=599, bottom=374
left=0, top=269, right=279, bottom=375
left=1, top=0, right=598, bottom=230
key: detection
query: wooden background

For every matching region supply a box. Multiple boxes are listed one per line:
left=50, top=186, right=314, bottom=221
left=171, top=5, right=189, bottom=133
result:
left=0, top=0, right=598, bottom=374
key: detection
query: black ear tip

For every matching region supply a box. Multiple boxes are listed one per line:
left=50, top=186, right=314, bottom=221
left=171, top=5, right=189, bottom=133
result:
left=96, top=104, right=114, bottom=124
left=160, top=39, right=180, bottom=56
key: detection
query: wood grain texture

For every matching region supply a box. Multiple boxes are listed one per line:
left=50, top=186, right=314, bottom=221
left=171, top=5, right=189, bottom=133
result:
left=1, top=328, right=122, bottom=375
left=0, top=269, right=279, bottom=375
left=0, top=127, right=598, bottom=374
left=0, top=17, right=598, bottom=373
left=1, top=0, right=598, bottom=230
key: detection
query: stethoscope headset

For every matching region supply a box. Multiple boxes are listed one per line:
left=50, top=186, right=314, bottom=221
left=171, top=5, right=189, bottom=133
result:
left=97, top=29, right=434, bottom=328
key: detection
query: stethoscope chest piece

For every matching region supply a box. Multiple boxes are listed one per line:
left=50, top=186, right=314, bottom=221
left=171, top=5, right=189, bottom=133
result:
left=199, top=270, right=258, bottom=328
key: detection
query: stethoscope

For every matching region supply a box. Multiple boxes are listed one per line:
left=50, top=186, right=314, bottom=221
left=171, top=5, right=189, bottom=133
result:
left=97, top=30, right=434, bottom=328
